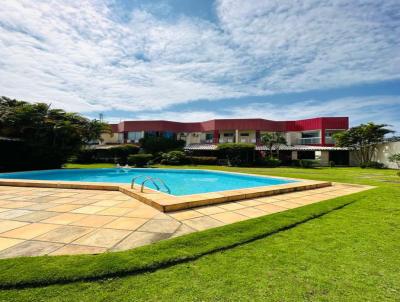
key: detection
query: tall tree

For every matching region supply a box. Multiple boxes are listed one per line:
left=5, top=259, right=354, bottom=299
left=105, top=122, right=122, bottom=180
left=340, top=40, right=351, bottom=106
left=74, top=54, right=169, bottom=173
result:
left=0, top=96, right=110, bottom=170
left=334, top=122, right=393, bottom=165
left=261, top=132, right=287, bottom=158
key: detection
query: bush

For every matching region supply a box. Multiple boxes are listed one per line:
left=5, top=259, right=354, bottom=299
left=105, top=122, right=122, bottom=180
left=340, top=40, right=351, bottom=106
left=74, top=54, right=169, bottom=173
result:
left=74, top=149, right=97, bottom=164
left=291, top=159, right=300, bottom=167
left=388, top=153, right=400, bottom=169
left=189, top=156, right=218, bottom=165
left=127, top=154, right=153, bottom=167
left=160, top=151, right=186, bottom=165
left=217, top=143, right=255, bottom=166
left=109, top=145, right=139, bottom=161
left=360, top=161, right=385, bottom=169
left=74, top=144, right=139, bottom=164
left=299, top=159, right=319, bottom=168
left=262, top=157, right=281, bottom=167
left=140, top=137, right=185, bottom=155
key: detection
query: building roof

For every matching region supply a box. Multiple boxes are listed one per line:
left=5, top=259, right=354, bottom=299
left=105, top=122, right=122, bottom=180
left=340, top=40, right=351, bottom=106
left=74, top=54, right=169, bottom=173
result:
left=112, top=117, right=349, bottom=133
left=184, top=144, right=348, bottom=151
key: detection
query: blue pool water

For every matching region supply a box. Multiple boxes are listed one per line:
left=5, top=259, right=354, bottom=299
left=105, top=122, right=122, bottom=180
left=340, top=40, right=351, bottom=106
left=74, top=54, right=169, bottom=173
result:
left=0, top=168, right=297, bottom=196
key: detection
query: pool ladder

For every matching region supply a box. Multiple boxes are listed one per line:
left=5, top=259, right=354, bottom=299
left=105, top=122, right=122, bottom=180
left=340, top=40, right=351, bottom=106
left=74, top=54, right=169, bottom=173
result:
left=131, top=175, right=171, bottom=193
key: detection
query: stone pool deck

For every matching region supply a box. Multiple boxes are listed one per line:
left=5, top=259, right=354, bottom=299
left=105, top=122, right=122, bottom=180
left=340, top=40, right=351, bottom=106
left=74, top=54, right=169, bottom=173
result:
left=0, top=176, right=331, bottom=212
left=0, top=183, right=373, bottom=258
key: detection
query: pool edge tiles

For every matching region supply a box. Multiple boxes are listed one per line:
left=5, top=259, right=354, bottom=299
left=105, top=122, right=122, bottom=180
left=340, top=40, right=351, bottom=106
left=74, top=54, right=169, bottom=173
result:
left=0, top=177, right=331, bottom=212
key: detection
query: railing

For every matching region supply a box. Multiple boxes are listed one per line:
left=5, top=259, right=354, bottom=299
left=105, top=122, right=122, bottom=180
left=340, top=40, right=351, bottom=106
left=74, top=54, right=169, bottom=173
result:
left=141, top=177, right=171, bottom=193
left=131, top=175, right=171, bottom=194
left=325, top=137, right=335, bottom=144
left=298, top=137, right=321, bottom=145
left=131, top=175, right=159, bottom=190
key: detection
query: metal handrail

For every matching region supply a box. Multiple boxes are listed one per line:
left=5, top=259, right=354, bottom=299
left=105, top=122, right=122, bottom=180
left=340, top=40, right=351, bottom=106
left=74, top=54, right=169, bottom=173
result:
left=150, top=177, right=171, bottom=193
left=131, top=175, right=159, bottom=190
left=140, top=177, right=171, bottom=193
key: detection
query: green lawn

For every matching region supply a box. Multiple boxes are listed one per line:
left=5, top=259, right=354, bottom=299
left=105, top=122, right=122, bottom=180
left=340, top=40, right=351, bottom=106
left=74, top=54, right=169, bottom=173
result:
left=1, top=166, right=399, bottom=301
left=63, top=163, right=115, bottom=169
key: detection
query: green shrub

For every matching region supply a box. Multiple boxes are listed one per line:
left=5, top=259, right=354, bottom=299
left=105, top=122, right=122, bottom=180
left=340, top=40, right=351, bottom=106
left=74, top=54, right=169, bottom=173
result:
left=160, top=151, right=186, bottom=165
left=127, top=154, right=153, bottom=167
left=109, top=145, right=139, bottom=159
left=262, top=157, right=281, bottom=167
left=140, top=137, right=185, bottom=155
left=217, top=143, right=255, bottom=166
left=299, top=159, right=319, bottom=168
left=291, top=159, right=300, bottom=167
left=388, top=153, right=400, bottom=169
left=189, top=156, right=218, bottom=165
left=360, top=161, right=385, bottom=169
left=74, top=144, right=139, bottom=164
left=74, top=149, right=97, bottom=164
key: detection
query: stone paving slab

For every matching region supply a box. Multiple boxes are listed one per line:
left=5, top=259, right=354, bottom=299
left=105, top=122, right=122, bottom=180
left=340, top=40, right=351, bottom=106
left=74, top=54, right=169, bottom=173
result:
left=0, top=177, right=332, bottom=212
left=0, top=182, right=373, bottom=258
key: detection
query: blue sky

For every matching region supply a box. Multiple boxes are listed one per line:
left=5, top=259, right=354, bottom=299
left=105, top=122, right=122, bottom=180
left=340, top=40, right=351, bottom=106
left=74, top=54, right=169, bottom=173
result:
left=0, top=0, right=399, bottom=132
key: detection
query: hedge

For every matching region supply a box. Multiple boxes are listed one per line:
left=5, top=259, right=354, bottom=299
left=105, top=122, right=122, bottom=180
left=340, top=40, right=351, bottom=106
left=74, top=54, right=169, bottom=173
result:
left=190, top=156, right=218, bottom=165
left=127, top=154, right=153, bottom=167
left=160, top=151, right=187, bottom=165
left=74, top=145, right=139, bottom=164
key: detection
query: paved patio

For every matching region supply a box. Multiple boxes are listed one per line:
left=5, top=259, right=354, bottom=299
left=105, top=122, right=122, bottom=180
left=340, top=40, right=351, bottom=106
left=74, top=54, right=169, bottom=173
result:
left=0, top=183, right=372, bottom=258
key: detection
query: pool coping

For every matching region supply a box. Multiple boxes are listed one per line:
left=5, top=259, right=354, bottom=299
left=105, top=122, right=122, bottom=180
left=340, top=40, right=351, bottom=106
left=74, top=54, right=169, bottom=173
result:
left=0, top=170, right=331, bottom=212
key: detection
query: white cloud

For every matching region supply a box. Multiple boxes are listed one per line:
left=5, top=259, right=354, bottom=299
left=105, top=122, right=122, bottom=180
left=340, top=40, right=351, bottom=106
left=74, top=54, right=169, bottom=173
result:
left=0, top=0, right=399, bottom=112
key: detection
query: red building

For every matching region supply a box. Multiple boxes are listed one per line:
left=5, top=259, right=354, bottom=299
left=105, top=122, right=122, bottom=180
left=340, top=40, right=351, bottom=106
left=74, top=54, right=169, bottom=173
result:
left=106, top=117, right=347, bottom=146
left=100, top=117, right=349, bottom=165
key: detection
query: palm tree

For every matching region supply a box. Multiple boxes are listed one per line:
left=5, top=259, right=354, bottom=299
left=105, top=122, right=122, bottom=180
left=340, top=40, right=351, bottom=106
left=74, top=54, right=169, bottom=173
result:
left=261, top=132, right=287, bottom=158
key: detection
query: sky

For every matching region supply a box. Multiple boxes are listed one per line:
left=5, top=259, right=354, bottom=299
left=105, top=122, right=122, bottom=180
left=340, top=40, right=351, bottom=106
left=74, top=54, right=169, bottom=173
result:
left=0, top=0, right=399, bottom=133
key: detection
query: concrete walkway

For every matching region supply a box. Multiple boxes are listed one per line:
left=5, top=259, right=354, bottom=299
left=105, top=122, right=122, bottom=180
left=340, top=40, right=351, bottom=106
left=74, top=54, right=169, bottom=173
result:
left=0, top=183, right=372, bottom=258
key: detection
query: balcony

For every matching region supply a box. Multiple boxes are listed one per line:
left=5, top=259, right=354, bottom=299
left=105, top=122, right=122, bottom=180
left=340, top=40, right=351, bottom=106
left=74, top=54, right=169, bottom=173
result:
left=325, top=137, right=335, bottom=145
left=238, top=138, right=257, bottom=144
left=298, top=137, right=321, bottom=145
left=219, top=138, right=235, bottom=143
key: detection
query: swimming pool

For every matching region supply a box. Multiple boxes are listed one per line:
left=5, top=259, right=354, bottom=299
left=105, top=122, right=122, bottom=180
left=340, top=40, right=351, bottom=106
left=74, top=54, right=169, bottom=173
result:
left=0, top=168, right=297, bottom=196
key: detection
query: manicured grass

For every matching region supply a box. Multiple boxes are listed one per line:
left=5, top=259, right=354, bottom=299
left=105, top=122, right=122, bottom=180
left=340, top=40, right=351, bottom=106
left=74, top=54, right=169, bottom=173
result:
left=155, top=165, right=399, bottom=187
left=0, top=193, right=357, bottom=288
left=1, top=166, right=399, bottom=301
left=63, top=163, right=115, bottom=169
left=65, top=163, right=399, bottom=187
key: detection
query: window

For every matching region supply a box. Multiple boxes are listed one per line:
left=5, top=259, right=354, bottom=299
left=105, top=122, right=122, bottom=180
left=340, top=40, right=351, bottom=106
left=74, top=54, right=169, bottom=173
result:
left=240, top=133, right=249, bottom=136
left=205, top=133, right=213, bottom=140
left=299, top=131, right=321, bottom=144
left=301, top=131, right=320, bottom=138
left=127, top=131, right=143, bottom=142
left=163, top=131, right=175, bottom=139
left=223, top=133, right=234, bottom=137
